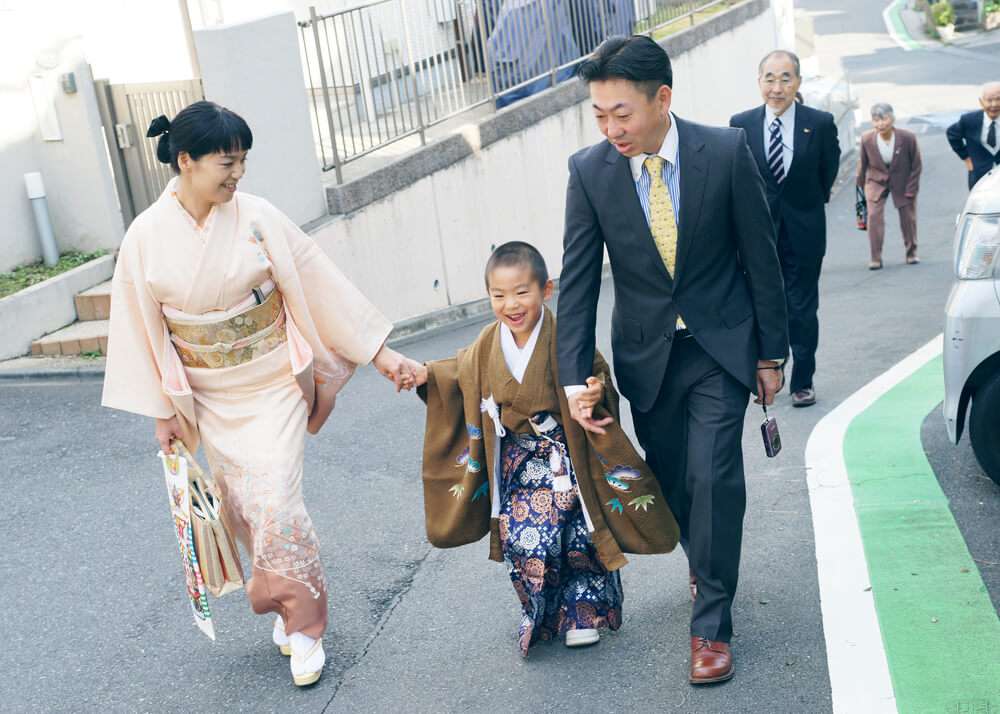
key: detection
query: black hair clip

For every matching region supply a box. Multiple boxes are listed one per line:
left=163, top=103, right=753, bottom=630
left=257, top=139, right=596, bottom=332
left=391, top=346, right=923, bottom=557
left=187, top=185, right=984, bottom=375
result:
left=147, top=115, right=171, bottom=138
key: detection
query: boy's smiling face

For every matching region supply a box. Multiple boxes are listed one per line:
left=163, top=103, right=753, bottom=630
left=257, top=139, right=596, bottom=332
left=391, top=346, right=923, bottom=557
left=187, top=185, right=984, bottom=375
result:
left=487, top=264, right=553, bottom=346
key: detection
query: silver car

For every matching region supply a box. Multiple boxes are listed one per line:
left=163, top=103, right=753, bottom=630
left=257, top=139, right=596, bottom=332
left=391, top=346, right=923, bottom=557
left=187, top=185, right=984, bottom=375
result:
left=944, top=168, right=1000, bottom=486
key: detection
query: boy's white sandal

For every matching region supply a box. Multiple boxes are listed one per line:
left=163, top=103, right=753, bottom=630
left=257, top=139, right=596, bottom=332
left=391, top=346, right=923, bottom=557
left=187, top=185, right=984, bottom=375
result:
left=272, top=616, right=291, bottom=656
left=565, top=628, right=600, bottom=647
left=289, top=632, right=326, bottom=686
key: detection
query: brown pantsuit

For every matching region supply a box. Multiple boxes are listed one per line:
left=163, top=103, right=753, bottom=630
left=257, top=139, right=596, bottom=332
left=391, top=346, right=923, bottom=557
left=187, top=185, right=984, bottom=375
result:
left=867, top=194, right=918, bottom=262
left=857, top=127, right=922, bottom=264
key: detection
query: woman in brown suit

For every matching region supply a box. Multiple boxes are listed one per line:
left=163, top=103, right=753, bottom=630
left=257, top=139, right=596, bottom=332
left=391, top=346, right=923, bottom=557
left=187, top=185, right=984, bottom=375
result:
left=857, top=102, right=923, bottom=269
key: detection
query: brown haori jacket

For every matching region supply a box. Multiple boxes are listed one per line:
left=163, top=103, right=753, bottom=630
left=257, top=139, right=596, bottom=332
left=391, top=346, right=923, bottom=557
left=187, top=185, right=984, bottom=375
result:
left=418, top=308, right=679, bottom=571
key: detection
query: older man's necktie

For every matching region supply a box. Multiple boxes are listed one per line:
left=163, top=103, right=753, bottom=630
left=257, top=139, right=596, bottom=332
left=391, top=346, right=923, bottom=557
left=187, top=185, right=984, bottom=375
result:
left=768, top=117, right=785, bottom=183
left=643, top=155, right=685, bottom=328
left=988, top=119, right=997, bottom=150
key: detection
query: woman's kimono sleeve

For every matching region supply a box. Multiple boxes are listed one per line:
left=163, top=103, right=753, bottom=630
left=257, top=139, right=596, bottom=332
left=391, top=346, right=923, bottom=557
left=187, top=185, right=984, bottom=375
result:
left=417, top=356, right=492, bottom=549
left=101, top=235, right=174, bottom=419
left=272, top=208, right=391, bottom=367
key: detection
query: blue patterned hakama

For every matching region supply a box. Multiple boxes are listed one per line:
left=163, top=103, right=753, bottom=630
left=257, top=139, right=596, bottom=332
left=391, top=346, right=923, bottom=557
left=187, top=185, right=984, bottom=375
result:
left=498, top=420, right=623, bottom=656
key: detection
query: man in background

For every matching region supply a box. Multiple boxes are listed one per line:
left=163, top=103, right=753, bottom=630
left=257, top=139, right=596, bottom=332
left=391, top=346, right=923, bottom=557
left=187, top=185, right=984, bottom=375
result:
left=947, top=82, right=1000, bottom=190
left=731, top=50, right=840, bottom=408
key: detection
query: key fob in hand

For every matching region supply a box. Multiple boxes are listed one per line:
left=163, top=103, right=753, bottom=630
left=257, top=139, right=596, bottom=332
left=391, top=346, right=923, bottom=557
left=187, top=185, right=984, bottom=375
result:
left=761, top=409, right=781, bottom=458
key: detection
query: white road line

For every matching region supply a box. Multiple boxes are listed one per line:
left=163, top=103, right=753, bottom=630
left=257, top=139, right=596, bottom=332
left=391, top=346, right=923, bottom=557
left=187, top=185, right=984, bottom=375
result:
left=882, top=0, right=919, bottom=52
left=804, top=335, right=943, bottom=714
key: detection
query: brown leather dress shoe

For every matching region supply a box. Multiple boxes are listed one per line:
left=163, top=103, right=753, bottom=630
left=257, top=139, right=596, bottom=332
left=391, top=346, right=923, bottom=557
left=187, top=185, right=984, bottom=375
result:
left=689, top=572, right=697, bottom=602
left=690, top=636, right=734, bottom=684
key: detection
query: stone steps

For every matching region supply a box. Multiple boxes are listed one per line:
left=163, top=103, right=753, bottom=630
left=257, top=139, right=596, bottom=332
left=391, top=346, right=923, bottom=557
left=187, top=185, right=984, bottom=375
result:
left=74, top=280, right=112, bottom=321
left=30, top=319, right=109, bottom=356
left=30, top=279, right=112, bottom=356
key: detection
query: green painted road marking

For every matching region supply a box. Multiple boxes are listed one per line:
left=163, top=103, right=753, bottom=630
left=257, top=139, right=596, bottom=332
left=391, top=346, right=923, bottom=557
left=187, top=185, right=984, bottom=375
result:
left=844, top=356, right=1000, bottom=713
left=883, top=0, right=924, bottom=52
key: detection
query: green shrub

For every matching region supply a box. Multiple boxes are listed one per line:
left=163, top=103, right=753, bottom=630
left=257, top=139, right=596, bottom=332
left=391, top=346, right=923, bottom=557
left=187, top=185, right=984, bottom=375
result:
left=0, top=250, right=107, bottom=299
left=930, top=0, right=955, bottom=26
left=985, top=0, right=1000, bottom=13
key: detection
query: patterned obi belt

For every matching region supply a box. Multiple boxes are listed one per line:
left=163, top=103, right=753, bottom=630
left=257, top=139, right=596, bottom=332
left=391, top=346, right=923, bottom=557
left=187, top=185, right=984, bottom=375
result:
left=165, top=287, right=287, bottom=369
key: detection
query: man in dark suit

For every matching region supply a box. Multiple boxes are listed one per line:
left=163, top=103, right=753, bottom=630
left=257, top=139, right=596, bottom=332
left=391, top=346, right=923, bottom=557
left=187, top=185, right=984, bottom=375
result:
left=947, top=82, right=1000, bottom=190
left=557, top=35, right=788, bottom=685
left=730, top=50, right=840, bottom=408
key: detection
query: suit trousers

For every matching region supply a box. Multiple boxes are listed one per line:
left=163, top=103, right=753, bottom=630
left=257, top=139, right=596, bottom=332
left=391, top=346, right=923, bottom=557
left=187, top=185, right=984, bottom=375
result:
left=868, top=195, right=917, bottom=262
left=631, top=335, right=749, bottom=643
left=777, top=222, right=824, bottom=393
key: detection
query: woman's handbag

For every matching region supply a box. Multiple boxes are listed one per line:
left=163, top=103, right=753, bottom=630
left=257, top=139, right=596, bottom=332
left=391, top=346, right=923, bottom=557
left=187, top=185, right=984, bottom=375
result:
left=172, top=441, right=245, bottom=598
left=855, top=186, right=868, bottom=230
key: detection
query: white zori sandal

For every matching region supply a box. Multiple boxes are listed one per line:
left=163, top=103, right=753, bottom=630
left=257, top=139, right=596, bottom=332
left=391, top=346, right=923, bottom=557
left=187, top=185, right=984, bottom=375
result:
left=272, top=616, right=291, bottom=656
left=289, top=632, right=326, bottom=687
left=565, top=628, right=600, bottom=648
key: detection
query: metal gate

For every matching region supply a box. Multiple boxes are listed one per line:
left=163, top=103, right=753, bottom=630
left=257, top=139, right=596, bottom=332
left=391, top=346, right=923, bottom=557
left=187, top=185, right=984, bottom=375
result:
left=95, top=79, right=204, bottom=225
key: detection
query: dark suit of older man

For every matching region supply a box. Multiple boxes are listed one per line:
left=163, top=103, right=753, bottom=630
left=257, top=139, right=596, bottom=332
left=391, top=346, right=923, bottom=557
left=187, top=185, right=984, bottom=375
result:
left=730, top=102, right=840, bottom=403
left=947, top=109, right=1000, bottom=189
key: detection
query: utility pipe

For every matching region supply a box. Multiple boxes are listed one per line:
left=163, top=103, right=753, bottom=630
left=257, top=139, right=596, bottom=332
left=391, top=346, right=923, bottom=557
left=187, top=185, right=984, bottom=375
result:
left=24, top=172, right=59, bottom=268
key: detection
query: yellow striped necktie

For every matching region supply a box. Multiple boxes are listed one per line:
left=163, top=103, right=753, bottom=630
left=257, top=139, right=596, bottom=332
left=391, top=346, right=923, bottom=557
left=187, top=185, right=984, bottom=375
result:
left=644, top=155, right=685, bottom=328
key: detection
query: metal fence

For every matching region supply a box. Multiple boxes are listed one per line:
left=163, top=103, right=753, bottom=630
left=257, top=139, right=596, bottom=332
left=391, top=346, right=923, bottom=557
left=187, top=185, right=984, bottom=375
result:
left=299, top=0, right=738, bottom=182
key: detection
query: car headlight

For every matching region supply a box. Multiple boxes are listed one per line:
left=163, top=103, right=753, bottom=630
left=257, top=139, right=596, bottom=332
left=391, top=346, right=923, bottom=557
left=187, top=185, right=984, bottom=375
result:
left=956, top=213, right=1000, bottom=280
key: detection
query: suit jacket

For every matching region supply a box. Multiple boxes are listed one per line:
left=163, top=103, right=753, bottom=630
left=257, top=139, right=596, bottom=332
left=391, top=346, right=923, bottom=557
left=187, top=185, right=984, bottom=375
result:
left=729, top=104, right=841, bottom=260
left=856, top=128, right=922, bottom=207
left=556, top=117, right=789, bottom=413
left=947, top=110, right=1000, bottom=189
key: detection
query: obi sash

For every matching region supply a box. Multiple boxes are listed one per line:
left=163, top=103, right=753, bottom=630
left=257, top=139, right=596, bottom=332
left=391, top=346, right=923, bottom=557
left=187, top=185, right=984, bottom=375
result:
left=164, top=285, right=287, bottom=369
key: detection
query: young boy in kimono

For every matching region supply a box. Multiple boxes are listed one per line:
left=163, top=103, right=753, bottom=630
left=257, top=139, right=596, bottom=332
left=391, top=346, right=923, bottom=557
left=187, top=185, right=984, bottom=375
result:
left=413, top=242, right=679, bottom=656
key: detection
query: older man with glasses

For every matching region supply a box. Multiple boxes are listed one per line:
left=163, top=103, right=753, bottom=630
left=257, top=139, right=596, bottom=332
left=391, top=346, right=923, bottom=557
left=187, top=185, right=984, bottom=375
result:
left=730, top=50, right=841, bottom=408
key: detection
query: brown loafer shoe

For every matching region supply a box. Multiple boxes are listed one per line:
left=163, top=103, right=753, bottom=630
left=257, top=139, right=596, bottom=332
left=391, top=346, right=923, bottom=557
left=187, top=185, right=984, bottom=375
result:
left=690, top=636, right=734, bottom=684
left=792, top=388, right=816, bottom=407
left=689, top=572, right=697, bottom=602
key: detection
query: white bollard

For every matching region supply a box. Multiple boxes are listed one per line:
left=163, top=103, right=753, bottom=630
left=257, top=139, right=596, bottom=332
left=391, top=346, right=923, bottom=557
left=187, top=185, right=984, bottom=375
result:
left=24, top=172, right=60, bottom=268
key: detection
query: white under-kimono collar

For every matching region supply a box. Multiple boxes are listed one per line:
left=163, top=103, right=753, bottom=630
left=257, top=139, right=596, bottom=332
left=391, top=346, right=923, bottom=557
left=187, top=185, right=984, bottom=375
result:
left=166, top=177, right=218, bottom=236
left=499, top=315, right=543, bottom=384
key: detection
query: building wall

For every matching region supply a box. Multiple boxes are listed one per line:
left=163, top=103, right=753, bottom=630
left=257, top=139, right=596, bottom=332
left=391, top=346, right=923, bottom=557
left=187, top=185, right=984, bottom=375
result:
left=0, top=21, right=125, bottom=273
left=194, top=13, right=327, bottom=225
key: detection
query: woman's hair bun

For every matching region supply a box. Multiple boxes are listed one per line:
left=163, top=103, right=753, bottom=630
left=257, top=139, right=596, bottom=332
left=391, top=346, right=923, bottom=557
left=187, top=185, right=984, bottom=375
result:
left=146, top=115, right=171, bottom=138
left=148, top=115, right=173, bottom=165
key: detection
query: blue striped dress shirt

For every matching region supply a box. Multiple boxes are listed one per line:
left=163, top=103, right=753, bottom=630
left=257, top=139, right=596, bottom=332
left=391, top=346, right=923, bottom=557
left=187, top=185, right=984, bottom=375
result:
left=630, top=113, right=681, bottom=225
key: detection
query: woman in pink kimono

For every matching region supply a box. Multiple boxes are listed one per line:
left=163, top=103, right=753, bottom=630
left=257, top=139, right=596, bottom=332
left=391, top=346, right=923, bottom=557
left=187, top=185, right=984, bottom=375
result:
left=102, top=101, right=414, bottom=686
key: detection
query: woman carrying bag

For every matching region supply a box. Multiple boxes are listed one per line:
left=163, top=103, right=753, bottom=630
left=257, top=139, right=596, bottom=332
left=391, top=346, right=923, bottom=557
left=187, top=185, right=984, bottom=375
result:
left=102, top=101, right=417, bottom=686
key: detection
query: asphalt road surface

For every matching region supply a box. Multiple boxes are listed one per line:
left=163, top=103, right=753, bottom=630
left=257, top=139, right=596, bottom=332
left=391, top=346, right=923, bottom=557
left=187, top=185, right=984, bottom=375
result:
left=2, top=1, right=998, bottom=711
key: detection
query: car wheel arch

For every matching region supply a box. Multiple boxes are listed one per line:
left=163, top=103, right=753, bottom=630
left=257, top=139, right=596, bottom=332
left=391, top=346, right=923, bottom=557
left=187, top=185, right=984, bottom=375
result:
left=957, top=350, right=1000, bottom=442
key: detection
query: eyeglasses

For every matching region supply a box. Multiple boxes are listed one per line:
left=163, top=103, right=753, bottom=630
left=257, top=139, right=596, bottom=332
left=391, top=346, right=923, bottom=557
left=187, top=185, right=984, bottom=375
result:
left=760, top=77, right=796, bottom=87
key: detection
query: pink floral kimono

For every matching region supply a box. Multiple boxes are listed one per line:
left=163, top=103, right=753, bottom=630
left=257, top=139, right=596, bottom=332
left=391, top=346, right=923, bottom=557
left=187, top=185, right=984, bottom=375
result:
left=102, top=179, right=392, bottom=638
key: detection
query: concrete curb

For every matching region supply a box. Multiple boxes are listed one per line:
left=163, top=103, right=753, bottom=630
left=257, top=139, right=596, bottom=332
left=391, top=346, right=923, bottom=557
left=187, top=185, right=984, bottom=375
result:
left=0, top=363, right=106, bottom=382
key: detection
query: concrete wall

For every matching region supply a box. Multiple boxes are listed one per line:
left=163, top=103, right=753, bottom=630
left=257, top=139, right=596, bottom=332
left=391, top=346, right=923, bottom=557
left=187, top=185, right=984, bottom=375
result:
left=194, top=12, right=327, bottom=226
left=0, top=254, right=114, bottom=361
left=0, top=24, right=125, bottom=273
left=309, top=0, right=781, bottom=322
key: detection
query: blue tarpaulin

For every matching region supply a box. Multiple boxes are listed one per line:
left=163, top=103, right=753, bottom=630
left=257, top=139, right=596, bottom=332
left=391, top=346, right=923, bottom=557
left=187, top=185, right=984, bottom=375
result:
left=488, top=0, right=636, bottom=109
